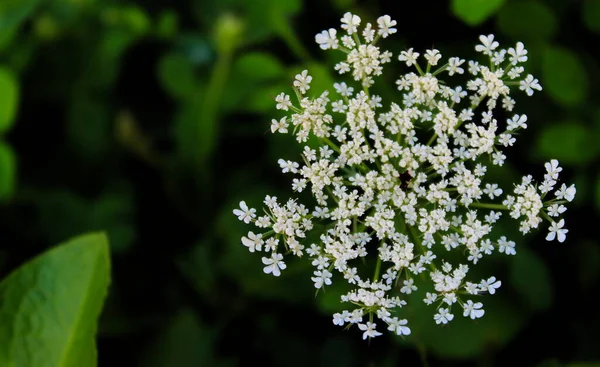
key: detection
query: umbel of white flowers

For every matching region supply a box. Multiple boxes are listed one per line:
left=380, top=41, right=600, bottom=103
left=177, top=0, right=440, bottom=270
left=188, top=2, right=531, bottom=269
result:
left=233, top=12, right=576, bottom=340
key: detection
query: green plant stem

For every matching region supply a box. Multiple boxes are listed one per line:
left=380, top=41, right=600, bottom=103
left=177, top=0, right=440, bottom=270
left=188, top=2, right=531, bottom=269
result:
left=469, top=202, right=508, bottom=210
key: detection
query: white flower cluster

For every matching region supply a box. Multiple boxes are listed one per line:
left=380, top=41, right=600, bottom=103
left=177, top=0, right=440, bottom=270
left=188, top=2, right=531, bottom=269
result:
left=233, top=12, right=576, bottom=340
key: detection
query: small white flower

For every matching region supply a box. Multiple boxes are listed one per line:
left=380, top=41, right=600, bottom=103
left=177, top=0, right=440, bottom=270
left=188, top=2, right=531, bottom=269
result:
left=424, top=49, right=442, bottom=66
left=387, top=317, right=411, bottom=336
left=358, top=322, right=382, bottom=339
left=293, top=70, right=312, bottom=94
left=546, top=219, right=568, bottom=243
left=508, top=42, right=528, bottom=64
left=555, top=184, right=576, bottom=202
left=315, top=28, right=339, bottom=50
left=479, top=276, right=501, bottom=295
left=434, top=308, right=454, bottom=324
left=241, top=231, right=263, bottom=252
left=398, top=48, right=420, bottom=66
left=271, top=117, right=288, bottom=133
left=262, top=252, right=286, bottom=276
left=463, top=300, right=485, bottom=319
left=545, top=159, right=562, bottom=180
left=333, top=82, right=354, bottom=97
left=311, top=269, right=333, bottom=289
left=341, top=12, right=361, bottom=34
left=520, top=74, right=542, bottom=96
left=233, top=201, right=256, bottom=224
left=400, top=278, right=417, bottom=294
left=377, top=15, right=397, bottom=38
left=333, top=313, right=345, bottom=326
left=475, top=34, right=499, bottom=55
left=447, top=57, right=465, bottom=75
left=275, top=93, right=292, bottom=110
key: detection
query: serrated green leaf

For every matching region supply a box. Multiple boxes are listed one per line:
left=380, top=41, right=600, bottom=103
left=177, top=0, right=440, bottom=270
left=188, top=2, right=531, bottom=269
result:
left=497, top=1, right=557, bottom=41
left=0, top=232, right=111, bottom=367
left=0, top=141, right=16, bottom=200
left=510, top=248, right=553, bottom=311
left=157, top=53, right=197, bottom=100
left=534, top=121, right=597, bottom=166
left=0, top=66, right=18, bottom=133
left=542, top=47, right=588, bottom=106
left=451, top=0, right=505, bottom=26
left=582, top=0, right=600, bottom=33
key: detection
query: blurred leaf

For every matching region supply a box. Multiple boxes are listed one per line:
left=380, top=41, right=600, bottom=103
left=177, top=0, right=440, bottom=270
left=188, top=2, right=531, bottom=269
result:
left=0, top=66, right=18, bottom=133
left=155, top=10, right=178, bottom=39
left=0, top=141, right=16, bottom=200
left=0, top=0, right=41, bottom=43
left=157, top=53, right=197, bottom=100
left=38, top=190, right=135, bottom=254
left=173, top=34, right=214, bottom=65
left=119, top=6, right=150, bottom=35
left=397, top=286, right=526, bottom=359
left=176, top=242, right=216, bottom=298
left=320, top=337, right=358, bottom=367
left=316, top=280, right=351, bottom=315
left=246, top=83, right=288, bottom=113
left=542, top=46, right=588, bottom=107
left=582, top=0, right=600, bottom=33
left=234, top=53, right=285, bottom=82
left=142, top=308, right=216, bottom=367
left=451, top=0, right=505, bottom=26
left=0, top=232, right=110, bottom=367
left=67, top=94, right=111, bottom=161
left=33, top=14, right=61, bottom=40
left=510, top=248, right=553, bottom=311
left=573, top=241, right=600, bottom=291
left=224, top=53, right=286, bottom=112
left=534, top=121, right=597, bottom=166
left=497, top=1, right=557, bottom=42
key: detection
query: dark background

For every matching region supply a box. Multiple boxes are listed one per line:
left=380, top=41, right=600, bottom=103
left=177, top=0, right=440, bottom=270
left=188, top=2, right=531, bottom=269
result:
left=1, top=0, right=600, bottom=366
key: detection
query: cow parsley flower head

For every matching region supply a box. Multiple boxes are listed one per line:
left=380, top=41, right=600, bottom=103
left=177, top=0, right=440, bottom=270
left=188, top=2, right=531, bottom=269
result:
left=233, top=13, right=576, bottom=340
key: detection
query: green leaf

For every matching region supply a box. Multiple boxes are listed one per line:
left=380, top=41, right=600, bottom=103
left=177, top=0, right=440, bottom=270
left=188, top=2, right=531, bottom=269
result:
left=534, top=121, right=597, bottom=166
left=510, top=248, right=553, bottom=311
left=497, top=1, right=557, bottom=42
left=582, top=0, right=600, bottom=33
left=0, top=232, right=111, bottom=367
left=0, top=141, right=16, bottom=200
left=233, top=52, right=285, bottom=82
left=0, top=66, right=18, bottom=133
left=451, top=0, right=505, bottom=26
left=157, top=53, right=197, bottom=100
left=542, top=46, right=588, bottom=106
left=0, top=0, right=41, bottom=31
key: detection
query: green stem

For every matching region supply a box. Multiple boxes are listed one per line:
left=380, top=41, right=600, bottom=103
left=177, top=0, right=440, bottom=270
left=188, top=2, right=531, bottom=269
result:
left=468, top=202, right=508, bottom=210
left=373, top=254, right=382, bottom=283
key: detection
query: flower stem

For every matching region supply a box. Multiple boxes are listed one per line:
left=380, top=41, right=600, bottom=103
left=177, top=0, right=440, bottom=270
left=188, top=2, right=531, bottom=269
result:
left=469, top=202, right=508, bottom=210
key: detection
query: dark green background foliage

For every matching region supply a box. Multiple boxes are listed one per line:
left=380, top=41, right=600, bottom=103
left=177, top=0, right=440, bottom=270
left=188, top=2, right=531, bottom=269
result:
left=1, top=0, right=600, bottom=365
